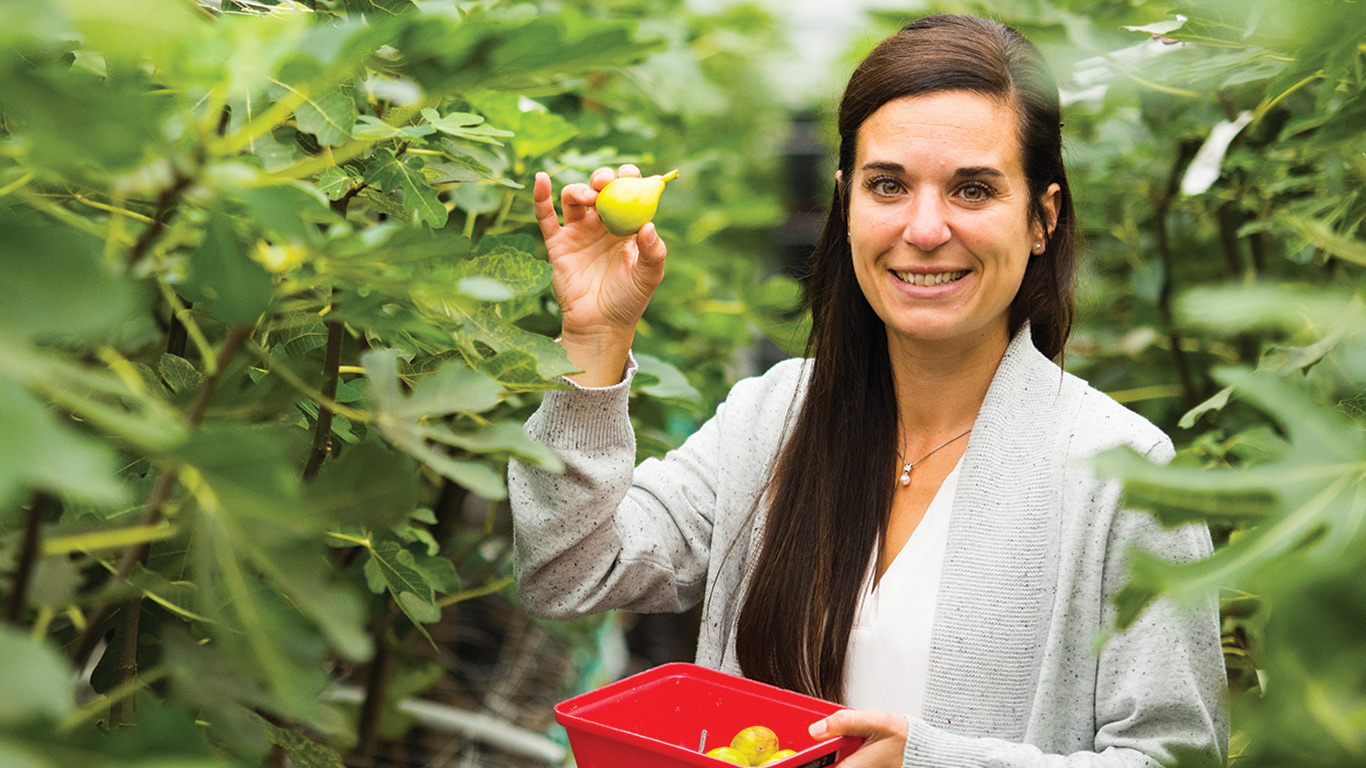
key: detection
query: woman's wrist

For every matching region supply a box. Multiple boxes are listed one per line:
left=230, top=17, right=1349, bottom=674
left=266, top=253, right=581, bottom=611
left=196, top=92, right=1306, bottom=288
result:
left=559, top=329, right=635, bottom=388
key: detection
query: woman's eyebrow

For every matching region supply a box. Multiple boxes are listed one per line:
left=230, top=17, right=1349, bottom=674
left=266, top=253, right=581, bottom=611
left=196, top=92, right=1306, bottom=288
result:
left=858, top=162, right=1006, bottom=179
left=859, top=161, right=906, bottom=174
left=953, top=166, right=1006, bottom=179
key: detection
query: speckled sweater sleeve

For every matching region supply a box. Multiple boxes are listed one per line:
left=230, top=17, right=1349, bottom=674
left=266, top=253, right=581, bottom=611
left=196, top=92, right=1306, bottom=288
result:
left=507, top=353, right=720, bottom=619
left=900, top=438, right=1228, bottom=768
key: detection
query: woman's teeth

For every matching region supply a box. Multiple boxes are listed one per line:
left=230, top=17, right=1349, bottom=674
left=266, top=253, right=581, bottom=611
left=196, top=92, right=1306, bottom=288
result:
left=894, top=270, right=968, bottom=287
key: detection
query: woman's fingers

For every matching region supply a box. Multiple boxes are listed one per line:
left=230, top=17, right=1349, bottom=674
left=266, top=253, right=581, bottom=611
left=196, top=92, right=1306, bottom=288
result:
left=636, top=223, right=667, bottom=270
left=808, top=710, right=907, bottom=768
left=810, top=709, right=905, bottom=739
left=617, top=163, right=641, bottom=179
left=560, top=181, right=596, bottom=224
left=589, top=167, right=615, bottom=191
left=533, top=172, right=561, bottom=240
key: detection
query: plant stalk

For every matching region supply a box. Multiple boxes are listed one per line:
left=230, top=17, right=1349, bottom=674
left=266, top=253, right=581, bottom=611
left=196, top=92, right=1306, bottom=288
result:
left=129, top=173, right=193, bottom=268
left=107, top=601, right=142, bottom=725
left=167, top=298, right=192, bottom=359
left=1153, top=140, right=1203, bottom=410
left=303, top=315, right=345, bottom=482
left=353, top=624, right=394, bottom=765
left=6, top=493, right=51, bottom=625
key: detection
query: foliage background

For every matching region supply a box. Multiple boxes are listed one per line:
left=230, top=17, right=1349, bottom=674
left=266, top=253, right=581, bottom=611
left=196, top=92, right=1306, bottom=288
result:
left=1, top=0, right=1364, bottom=767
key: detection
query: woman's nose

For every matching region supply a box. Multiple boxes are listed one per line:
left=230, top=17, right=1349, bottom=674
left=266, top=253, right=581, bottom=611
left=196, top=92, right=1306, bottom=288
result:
left=901, top=193, right=952, bottom=252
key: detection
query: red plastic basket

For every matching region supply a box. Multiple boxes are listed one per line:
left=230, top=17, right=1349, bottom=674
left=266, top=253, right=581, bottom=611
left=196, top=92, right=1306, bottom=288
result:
left=555, top=662, right=863, bottom=768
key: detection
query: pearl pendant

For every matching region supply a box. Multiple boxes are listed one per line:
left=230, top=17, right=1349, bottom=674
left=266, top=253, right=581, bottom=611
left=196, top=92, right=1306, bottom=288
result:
left=898, top=469, right=911, bottom=487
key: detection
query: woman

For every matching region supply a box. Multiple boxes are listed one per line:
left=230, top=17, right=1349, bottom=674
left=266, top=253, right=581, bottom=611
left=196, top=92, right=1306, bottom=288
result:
left=510, top=14, right=1227, bottom=768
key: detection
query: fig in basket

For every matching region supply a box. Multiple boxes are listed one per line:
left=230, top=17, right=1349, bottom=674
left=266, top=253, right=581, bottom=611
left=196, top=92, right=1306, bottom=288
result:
left=730, top=725, right=780, bottom=765
left=705, top=746, right=750, bottom=765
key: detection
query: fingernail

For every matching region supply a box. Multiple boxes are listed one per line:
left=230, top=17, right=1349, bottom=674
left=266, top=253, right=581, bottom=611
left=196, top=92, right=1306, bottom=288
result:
left=809, top=720, right=827, bottom=739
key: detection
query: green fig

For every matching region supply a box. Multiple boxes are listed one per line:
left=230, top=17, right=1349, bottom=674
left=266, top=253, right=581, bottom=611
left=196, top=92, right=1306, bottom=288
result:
left=595, top=169, right=678, bottom=237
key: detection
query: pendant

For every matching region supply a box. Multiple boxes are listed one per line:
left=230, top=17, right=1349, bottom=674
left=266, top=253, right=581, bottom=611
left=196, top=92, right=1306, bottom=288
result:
left=898, top=466, right=911, bottom=486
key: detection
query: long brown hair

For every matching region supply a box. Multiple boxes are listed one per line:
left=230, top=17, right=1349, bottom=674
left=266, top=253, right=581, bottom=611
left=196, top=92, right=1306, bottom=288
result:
left=735, top=14, right=1078, bottom=701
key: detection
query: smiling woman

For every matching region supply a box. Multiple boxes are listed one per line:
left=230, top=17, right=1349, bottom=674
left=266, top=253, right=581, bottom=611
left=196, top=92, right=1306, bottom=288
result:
left=843, top=90, right=1059, bottom=358
left=510, top=13, right=1227, bottom=768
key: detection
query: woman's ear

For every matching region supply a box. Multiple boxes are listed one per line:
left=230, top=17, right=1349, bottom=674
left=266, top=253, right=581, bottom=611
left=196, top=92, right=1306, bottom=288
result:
left=1038, top=182, right=1061, bottom=240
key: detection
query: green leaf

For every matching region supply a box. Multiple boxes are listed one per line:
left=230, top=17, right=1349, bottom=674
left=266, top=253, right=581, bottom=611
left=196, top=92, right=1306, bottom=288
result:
left=351, top=114, right=436, bottom=140
left=253, top=553, right=372, bottom=663
left=1178, top=385, right=1233, bottom=429
left=375, top=353, right=503, bottom=419
left=420, top=107, right=514, bottom=146
left=175, top=424, right=312, bottom=535
left=0, top=209, right=138, bottom=343
left=423, top=420, right=563, bottom=472
left=261, top=720, right=346, bottom=768
left=294, top=89, right=359, bottom=147
left=363, top=148, right=448, bottom=228
left=1094, top=444, right=1280, bottom=526
left=455, top=307, right=577, bottom=382
left=456, top=277, right=516, bottom=301
left=306, top=439, right=420, bottom=529
left=182, top=209, right=275, bottom=325
left=0, top=63, right=175, bottom=174
left=315, top=166, right=355, bottom=201
left=1289, top=217, right=1366, bottom=266
left=453, top=246, right=552, bottom=301
left=363, top=349, right=509, bottom=498
left=0, top=375, right=128, bottom=510
left=231, top=181, right=338, bottom=245
left=1176, top=284, right=1353, bottom=336
left=462, top=91, right=575, bottom=157
left=635, top=353, right=702, bottom=402
left=268, top=313, right=329, bottom=356
left=0, top=628, right=74, bottom=725
left=409, top=550, right=461, bottom=593
left=158, top=353, right=203, bottom=395
left=367, top=539, right=440, bottom=627
left=3, top=348, right=188, bottom=454
left=340, top=0, right=417, bottom=14
left=476, top=349, right=566, bottom=390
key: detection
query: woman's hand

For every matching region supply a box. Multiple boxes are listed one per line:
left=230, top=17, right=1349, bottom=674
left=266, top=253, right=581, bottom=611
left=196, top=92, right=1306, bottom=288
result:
left=809, top=709, right=908, bottom=768
left=533, top=165, right=669, bottom=387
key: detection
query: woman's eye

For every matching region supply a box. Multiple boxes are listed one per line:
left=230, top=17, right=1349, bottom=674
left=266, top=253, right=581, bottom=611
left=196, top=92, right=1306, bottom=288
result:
left=866, top=177, right=902, bottom=196
left=959, top=183, right=992, bottom=201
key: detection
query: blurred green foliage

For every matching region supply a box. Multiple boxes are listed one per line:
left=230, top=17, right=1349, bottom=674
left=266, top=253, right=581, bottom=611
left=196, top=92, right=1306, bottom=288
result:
left=4, top=0, right=1365, bottom=765
left=0, top=0, right=795, bottom=765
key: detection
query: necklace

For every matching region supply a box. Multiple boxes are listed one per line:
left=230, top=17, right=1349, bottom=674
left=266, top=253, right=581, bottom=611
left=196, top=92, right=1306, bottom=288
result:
left=897, top=428, right=972, bottom=487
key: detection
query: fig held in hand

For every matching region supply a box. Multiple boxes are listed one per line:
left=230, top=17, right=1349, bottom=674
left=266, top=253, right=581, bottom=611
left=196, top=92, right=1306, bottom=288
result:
left=595, top=169, right=678, bottom=237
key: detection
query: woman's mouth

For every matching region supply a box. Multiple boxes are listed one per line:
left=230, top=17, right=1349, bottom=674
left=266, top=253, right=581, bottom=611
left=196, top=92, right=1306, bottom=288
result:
left=892, top=269, right=968, bottom=287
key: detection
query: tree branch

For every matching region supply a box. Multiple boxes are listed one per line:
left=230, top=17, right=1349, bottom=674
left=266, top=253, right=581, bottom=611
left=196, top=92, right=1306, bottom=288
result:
left=6, top=493, right=51, bottom=625
left=302, top=192, right=361, bottom=483
left=303, top=315, right=345, bottom=482
left=69, top=326, right=252, bottom=669
left=166, top=298, right=192, bottom=359
left=353, top=624, right=394, bottom=766
left=1152, top=139, right=1204, bottom=411
left=129, top=173, right=193, bottom=268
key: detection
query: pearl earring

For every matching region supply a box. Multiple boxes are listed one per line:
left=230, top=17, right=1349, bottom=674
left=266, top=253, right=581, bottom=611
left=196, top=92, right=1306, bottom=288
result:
left=1032, top=241, right=1044, bottom=254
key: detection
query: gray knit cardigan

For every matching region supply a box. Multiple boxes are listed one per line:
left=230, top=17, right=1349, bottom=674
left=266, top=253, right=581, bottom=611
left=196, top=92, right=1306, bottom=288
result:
left=509, top=328, right=1228, bottom=767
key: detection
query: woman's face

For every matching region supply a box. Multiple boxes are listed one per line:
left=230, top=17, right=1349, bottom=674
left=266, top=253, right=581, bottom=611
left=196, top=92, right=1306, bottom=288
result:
left=844, top=90, right=1059, bottom=353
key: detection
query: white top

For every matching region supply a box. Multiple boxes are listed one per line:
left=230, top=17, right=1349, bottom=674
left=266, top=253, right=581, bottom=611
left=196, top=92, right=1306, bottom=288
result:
left=843, top=457, right=963, bottom=715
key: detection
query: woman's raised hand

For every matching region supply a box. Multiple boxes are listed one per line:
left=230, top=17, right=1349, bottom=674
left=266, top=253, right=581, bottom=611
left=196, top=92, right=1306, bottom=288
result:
left=533, top=165, right=668, bottom=387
